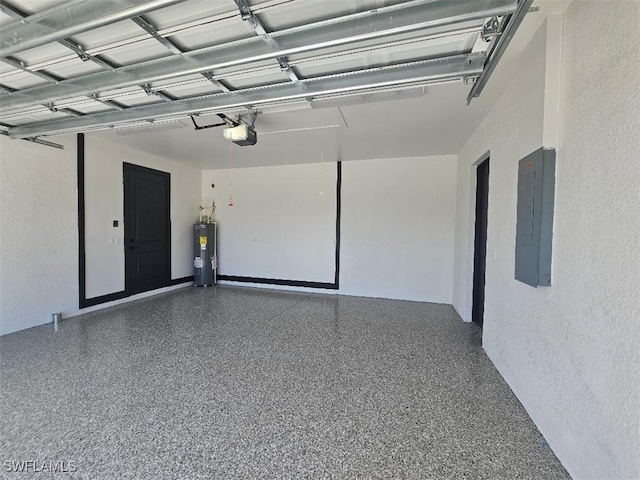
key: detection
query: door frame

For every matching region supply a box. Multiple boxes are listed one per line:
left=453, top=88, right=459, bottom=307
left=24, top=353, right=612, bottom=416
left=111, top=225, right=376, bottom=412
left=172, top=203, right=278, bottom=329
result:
left=77, top=134, right=190, bottom=309
left=123, top=162, right=171, bottom=296
left=471, top=154, right=490, bottom=329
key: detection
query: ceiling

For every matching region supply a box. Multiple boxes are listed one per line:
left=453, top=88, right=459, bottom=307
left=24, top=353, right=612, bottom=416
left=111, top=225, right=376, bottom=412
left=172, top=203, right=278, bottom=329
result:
left=0, top=0, right=568, bottom=169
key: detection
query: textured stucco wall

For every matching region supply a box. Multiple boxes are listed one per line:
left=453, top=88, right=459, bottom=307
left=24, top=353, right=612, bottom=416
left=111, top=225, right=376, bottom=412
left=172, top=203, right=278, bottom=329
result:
left=202, top=162, right=337, bottom=283
left=0, top=135, right=79, bottom=335
left=202, top=155, right=457, bottom=303
left=0, top=134, right=202, bottom=335
left=340, top=156, right=457, bottom=303
left=453, top=3, right=640, bottom=478
left=547, top=2, right=640, bottom=476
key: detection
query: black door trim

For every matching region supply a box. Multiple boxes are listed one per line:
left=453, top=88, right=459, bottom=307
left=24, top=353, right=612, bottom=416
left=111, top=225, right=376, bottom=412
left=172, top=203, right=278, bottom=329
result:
left=77, top=133, right=87, bottom=306
left=472, top=155, right=490, bottom=329
left=77, top=135, right=190, bottom=309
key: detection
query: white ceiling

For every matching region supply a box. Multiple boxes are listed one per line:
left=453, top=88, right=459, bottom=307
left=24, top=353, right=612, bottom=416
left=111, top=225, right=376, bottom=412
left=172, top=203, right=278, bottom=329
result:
left=93, top=80, right=496, bottom=169
left=0, top=0, right=571, bottom=169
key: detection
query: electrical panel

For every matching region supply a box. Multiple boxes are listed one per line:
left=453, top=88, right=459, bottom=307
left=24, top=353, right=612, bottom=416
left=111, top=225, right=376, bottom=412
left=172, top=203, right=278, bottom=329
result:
left=515, top=147, right=556, bottom=287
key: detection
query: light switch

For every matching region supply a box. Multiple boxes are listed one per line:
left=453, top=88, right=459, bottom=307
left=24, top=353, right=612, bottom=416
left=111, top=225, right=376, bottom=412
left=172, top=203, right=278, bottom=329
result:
left=113, top=220, right=119, bottom=227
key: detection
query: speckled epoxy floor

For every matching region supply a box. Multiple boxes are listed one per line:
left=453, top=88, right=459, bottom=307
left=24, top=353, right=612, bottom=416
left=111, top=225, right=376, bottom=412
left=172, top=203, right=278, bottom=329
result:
left=0, top=286, right=569, bottom=479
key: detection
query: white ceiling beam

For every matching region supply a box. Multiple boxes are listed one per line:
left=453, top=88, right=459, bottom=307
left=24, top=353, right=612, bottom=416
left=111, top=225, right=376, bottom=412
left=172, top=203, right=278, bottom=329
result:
left=0, top=0, right=186, bottom=57
left=7, top=54, right=484, bottom=139
left=0, top=0, right=517, bottom=113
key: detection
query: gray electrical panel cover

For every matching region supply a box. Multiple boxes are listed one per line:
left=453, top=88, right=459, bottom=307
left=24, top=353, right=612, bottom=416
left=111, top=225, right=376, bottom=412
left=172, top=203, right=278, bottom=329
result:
left=515, top=147, right=556, bottom=287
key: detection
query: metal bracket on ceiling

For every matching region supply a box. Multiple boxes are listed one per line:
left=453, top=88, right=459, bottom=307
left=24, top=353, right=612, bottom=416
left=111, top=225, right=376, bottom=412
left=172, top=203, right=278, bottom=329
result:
left=131, top=16, right=183, bottom=55
left=482, top=16, right=501, bottom=41
left=277, top=57, right=300, bottom=83
left=190, top=115, right=227, bottom=130
left=233, top=0, right=299, bottom=83
left=467, top=0, right=534, bottom=104
left=234, top=0, right=268, bottom=37
left=140, top=83, right=173, bottom=102
left=236, top=1, right=252, bottom=20
left=89, top=93, right=125, bottom=110
left=24, top=136, right=64, bottom=149
left=201, top=72, right=232, bottom=93
left=141, top=83, right=156, bottom=96
left=243, top=110, right=258, bottom=128
left=217, top=113, right=240, bottom=127
left=0, top=127, right=64, bottom=149
left=66, top=42, right=92, bottom=62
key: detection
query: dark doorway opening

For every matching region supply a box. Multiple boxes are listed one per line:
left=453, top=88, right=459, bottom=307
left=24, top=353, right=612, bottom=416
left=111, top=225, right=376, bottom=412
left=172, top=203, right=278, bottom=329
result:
left=123, top=163, right=171, bottom=295
left=472, top=157, right=490, bottom=329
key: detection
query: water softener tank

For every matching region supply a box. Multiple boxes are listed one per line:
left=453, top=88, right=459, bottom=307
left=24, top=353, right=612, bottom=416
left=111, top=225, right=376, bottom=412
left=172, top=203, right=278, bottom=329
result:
left=193, top=222, right=217, bottom=286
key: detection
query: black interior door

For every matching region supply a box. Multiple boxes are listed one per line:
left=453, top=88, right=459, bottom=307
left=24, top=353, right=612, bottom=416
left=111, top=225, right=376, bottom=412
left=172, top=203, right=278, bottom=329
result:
left=124, top=163, right=170, bottom=295
left=472, top=158, right=489, bottom=329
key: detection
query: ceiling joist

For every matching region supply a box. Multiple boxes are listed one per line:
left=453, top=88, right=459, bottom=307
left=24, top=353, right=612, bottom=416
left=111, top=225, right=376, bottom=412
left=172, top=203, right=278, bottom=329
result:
left=7, top=54, right=484, bottom=139
left=0, top=0, right=517, bottom=113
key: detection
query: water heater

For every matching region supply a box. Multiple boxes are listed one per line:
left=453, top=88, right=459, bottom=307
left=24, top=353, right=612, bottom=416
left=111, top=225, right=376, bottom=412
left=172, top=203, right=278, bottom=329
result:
left=193, top=222, right=217, bottom=286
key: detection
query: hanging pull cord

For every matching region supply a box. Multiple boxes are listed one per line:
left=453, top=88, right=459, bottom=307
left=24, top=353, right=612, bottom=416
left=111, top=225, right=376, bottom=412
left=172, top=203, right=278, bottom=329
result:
left=320, top=116, right=325, bottom=163
left=228, top=141, right=234, bottom=208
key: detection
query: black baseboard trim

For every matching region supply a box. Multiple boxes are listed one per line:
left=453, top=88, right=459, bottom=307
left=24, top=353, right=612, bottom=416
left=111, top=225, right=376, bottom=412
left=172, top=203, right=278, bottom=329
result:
left=217, top=275, right=338, bottom=290
left=78, top=145, right=341, bottom=305
left=81, top=278, right=193, bottom=309
left=82, top=291, right=128, bottom=308
left=216, top=161, right=342, bottom=292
